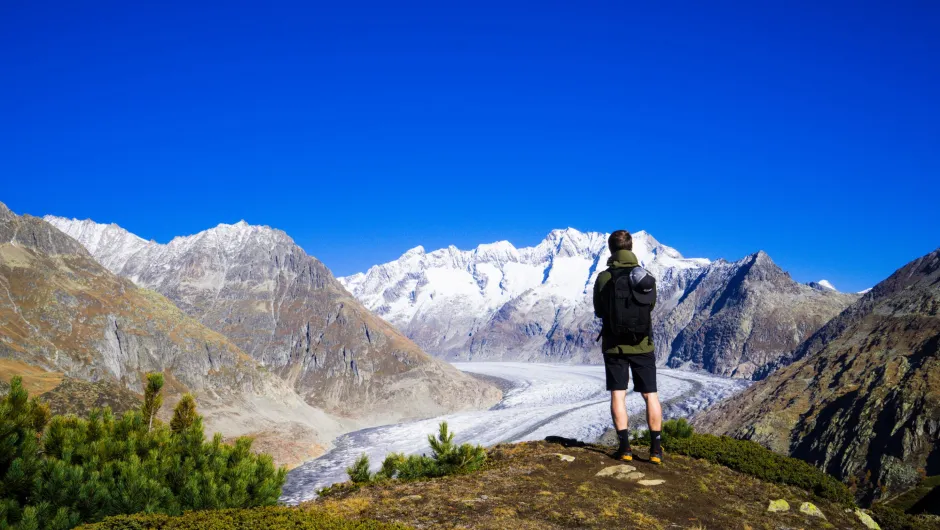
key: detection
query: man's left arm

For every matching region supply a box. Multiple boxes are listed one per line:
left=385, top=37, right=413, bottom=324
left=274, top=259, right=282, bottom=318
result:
left=593, top=271, right=609, bottom=318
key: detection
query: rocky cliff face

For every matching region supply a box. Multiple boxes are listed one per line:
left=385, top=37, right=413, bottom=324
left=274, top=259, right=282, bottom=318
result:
left=0, top=203, right=342, bottom=465
left=338, top=228, right=854, bottom=378
left=663, top=251, right=858, bottom=378
left=694, top=248, right=940, bottom=498
left=45, top=216, right=500, bottom=422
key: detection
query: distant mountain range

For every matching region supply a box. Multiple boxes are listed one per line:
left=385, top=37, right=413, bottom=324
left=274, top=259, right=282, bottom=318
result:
left=44, top=215, right=500, bottom=424
left=0, top=203, right=344, bottom=466
left=0, top=204, right=503, bottom=467
left=695, top=247, right=940, bottom=500
left=340, top=228, right=857, bottom=379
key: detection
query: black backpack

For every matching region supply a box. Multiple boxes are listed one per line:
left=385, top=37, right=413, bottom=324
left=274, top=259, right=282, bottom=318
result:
left=604, top=267, right=654, bottom=340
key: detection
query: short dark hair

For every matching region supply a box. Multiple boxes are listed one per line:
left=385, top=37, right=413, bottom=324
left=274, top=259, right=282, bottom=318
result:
left=609, top=230, right=632, bottom=252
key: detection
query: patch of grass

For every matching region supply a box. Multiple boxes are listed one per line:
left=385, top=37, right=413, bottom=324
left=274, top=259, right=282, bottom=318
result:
left=75, top=506, right=410, bottom=529
left=309, top=441, right=866, bottom=530
left=697, top=479, right=709, bottom=493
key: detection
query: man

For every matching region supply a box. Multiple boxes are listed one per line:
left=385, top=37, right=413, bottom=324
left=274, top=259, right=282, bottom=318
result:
left=593, top=229, right=663, bottom=464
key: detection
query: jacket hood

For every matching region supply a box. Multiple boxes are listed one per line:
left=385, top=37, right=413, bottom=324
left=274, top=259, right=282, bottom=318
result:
left=607, top=249, right=639, bottom=268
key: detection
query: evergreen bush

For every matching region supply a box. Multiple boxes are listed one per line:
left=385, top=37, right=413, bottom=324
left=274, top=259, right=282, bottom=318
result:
left=74, top=506, right=411, bottom=529
left=0, top=375, right=287, bottom=530
left=628, top=427, right=854, bottom=505
left=342, top=422, right=486, bottom=485
left=662, top=418, right=694, bottom=440
left=870, top=504, right=940, bottom=530
left=346, top=455, right=372, bottom=484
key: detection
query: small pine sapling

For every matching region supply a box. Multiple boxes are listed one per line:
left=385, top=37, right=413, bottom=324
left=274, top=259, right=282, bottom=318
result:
left=662, top=418, right=694, bottom=440
left=347, top=454, right=372, bottom=484
left=141, top=373, right=164, bottom=432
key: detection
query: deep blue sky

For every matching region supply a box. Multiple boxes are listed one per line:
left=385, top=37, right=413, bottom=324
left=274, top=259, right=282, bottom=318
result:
left=2, top=1, right=937, bottom=292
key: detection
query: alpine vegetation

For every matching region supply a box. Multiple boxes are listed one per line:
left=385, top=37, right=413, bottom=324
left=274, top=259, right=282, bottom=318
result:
left=343, top=422, right=487, bottom=485
left=0, top=375, right=286, bottom=530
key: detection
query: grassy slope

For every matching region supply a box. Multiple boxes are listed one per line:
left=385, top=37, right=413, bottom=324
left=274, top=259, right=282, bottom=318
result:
left=72, top=439, right=940, bottom=529
left=311, top=441, right=867, bottom=530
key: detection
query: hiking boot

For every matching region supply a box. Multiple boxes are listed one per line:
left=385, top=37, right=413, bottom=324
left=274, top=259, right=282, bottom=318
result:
left=649, top=448, right=664, bottom=465
left=612, top=447, right=633, bottom=461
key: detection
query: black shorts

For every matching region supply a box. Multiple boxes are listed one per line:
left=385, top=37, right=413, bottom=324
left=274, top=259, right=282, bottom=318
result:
left=604, top=352, right=657, bottom=393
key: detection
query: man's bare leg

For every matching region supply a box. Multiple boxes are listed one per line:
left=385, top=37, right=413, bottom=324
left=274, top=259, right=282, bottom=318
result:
left=610, top=390, right=628, bottom=431
left=642, top=392, right=662, bottom=431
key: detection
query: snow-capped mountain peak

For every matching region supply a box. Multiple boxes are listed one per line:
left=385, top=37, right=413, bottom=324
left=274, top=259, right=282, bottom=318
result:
left=44, top=215, right=152, bottom=273
left=338, top=228, right=711, bottom=360
left=807, top=279, right=838, bottom=292
left=45, top=216, right=306, bottom=286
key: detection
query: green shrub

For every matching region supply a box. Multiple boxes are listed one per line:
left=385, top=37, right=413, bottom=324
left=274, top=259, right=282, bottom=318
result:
left=74, top=506, right=412, bottom=529
left=343, top=422, right=486, bottom=486
left=626, top=423, right=851, bottom=505
left=388, top=454, right=437, bottom=481
left=629, top=418, right=694, bottom=445
left=657, top=432, right=853, bottom=505
left=346, top=455, right=372, bottom=484
left=376, top=453, right=406, bottom=481
left=662, top=418, right=694, bottom=440
left=0, top=375, right=286, bottom=530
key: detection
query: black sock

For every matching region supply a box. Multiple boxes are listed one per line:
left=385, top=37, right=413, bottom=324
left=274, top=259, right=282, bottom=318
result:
left=617, top=429, right=631, bottom=451
left=650, top=430, right=662, bottom=454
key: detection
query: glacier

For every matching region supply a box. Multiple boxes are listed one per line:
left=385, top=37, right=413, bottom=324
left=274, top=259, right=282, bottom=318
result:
left=280, top=362, right=749, bottom=504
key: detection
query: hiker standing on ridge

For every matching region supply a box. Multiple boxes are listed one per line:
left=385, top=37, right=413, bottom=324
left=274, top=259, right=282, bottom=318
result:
left=593, top=230, right=664, bottom=464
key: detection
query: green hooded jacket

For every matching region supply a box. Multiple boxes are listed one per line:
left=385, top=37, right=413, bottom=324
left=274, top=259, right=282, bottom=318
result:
left=592, top=249, right=655, bottom=354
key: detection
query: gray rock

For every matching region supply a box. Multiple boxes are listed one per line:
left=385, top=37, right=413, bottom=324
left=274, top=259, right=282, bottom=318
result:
left=799, top=502, right=826, bottom=519
left=596, top=464, right=637, bottom=478
left=855, top=509, right=881, bottom=529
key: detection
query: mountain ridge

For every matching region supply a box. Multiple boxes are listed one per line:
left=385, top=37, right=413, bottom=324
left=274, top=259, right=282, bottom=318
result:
left=2, top=203, right=344, bottom=466
left=694, top=247, right=940, bottom=498
left=45, top=215, right=502, bottom=423
left=338, top=228, right=856, bottom=378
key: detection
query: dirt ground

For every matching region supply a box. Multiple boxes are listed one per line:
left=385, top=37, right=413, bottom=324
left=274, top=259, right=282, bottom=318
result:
left=311, top=440, right=872, bottom=530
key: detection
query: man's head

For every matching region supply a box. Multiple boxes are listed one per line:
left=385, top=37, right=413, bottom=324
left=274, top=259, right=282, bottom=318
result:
left=608, top=230, right=633, bottom=253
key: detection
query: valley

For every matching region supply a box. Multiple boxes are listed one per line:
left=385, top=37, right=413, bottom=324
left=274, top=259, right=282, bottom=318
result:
left=280, top=361, right=749, bottom=504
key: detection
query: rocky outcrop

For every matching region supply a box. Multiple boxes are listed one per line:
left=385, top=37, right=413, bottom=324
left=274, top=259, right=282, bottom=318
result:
left=45, top=216, right=500, bottom=421
left=663, top=251, right=858, bottom=378
left=694, top=248, right=940, bottom=498
left=338, top=228, right=854, bottom=378
left=0, top=204, right=343, bottom=465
